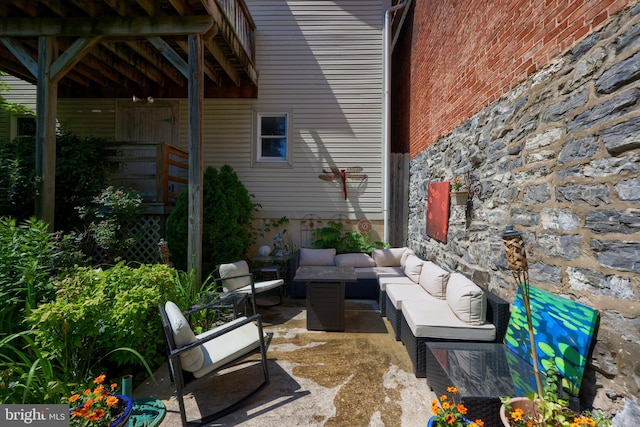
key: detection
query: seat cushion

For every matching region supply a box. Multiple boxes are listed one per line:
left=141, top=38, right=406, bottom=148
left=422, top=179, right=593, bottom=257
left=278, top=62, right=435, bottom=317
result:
left=386, top=283, right=435, bottom=310
left=418, top=261, right=450, bottom=299
left=334, top=252, right=376, bottom=267
left=233, top=278, right=284, bottom=295
left=165, top=301, right=205, bottom=372
left=219, top=260, right=251, bottom=292
left=377, top=275, right=415, bottom=291
left=401, top=299, right=496, bottom=341
left=192, top=317, right=262, bottom=378
left=299, top=248, right=336, bottom=266
left=446, top=273, right=487, bottom=326
left=403, top=255, right=424, bottom=283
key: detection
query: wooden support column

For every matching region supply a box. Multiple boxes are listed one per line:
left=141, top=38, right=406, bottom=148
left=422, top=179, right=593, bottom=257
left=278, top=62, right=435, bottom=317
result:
left=35, top=36, right=58, bottom=229
left=187, top=33, right=204, bottom=283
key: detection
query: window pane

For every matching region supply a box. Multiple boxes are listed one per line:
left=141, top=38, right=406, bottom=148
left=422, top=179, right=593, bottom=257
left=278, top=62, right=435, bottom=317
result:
left=261, top=138, right=287, bottom=158
left=261, top=116, right=286, bottom=136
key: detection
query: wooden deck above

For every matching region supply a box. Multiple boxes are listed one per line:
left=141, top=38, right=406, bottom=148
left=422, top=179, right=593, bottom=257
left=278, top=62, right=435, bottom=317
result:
left=0, top=0, right=258, bottom=98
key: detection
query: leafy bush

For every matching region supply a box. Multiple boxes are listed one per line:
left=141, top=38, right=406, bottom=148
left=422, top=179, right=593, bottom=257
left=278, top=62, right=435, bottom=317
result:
left=0, top=217, right=59, bottom=335
left=26, top=263, right=181, bottom=373
left=75, top=186, right=145, bottom=263
left=0, top=128, right=118, bottom=230
left=312, top=221, right=389, bottom=254
left=166, top=165, right=258, bottom=276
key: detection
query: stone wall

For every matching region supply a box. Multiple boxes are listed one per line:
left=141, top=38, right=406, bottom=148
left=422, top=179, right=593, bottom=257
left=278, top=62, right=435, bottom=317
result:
left=407, top=4, right=640, bottom=419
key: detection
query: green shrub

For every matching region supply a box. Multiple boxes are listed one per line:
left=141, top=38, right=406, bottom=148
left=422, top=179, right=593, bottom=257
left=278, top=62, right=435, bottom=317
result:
left=0, top=217, right=59, bottom=335
left=312, top=221, right=389, bottom=254
left=26, top=263, right=180, bottom=373
left=0, top=127, right=117, bottom=231
left=166, top=165, right=258, bottom=276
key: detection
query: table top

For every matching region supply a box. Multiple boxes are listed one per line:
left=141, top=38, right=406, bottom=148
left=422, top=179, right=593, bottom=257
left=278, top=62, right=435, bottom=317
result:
left=294, top=265, right=357, bottom=282
left=426, top=342, right=542, bottom=398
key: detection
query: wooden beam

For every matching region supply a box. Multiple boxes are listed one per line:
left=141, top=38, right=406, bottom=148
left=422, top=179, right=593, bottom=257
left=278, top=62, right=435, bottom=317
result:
left=102, top=42, right=166, bottom=86
left=187, top=33, right=203, bottom=282
left=50, top=36, right=101, bottom=82
left=35, top=36, right=58, bottom=230
left=175, top=40, right=218, bottom=85
left=126, top=41, right=185, bottom=86
left=203, top=36, right=239, bottom=86
left=0, top=16, right=214, bottom=37
left=148, top=36, right=188, bottom=78
left=1, top=37, right=38, bottom=77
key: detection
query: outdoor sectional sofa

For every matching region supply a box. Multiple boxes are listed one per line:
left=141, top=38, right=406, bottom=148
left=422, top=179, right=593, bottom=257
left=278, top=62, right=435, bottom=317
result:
left=289, top=247, right=510, bottom=378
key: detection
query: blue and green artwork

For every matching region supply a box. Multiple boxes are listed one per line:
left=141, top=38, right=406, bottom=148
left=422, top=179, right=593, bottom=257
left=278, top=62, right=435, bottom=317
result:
left=504, top=285, right=599, bottom=396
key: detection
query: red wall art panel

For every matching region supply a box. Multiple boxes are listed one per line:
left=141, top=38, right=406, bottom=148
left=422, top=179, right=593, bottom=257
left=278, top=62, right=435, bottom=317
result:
left=426, top=181, right=450, bottom=243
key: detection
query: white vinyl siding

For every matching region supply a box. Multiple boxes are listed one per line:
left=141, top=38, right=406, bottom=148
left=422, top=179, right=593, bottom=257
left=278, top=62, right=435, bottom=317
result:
left=205, top=0, right=386, bottom=220
left=54, top=1, right=386, bottom=221
left=0, top=75, right=36, bottom=141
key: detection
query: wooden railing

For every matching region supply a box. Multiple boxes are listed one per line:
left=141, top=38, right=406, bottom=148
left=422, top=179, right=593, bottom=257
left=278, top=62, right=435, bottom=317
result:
left=105, top=142, right=188, bottom=206
left=217, top=0, right=256, bottom=62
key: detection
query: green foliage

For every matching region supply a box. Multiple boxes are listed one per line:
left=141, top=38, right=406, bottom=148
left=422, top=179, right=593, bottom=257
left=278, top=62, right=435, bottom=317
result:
left=0, top=127, right=118, bottom=230
left=75, top=186, right=145, bottom=263
left=0, top=158, right=39, bottom=220
left=0, top=217, right=59, bottom=335
left=26, top=263, right=181, bottom=373
left=0, top=73, right=34, bottom=116
left=166, top=165, right=258, bottom=276
left=311, top=221, right=389, bottom=254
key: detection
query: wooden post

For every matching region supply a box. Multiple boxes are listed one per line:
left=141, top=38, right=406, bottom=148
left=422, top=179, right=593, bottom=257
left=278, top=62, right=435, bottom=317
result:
left=35, top=36, right=58, bottom=230
left=187, top=34, right=204, bottom=285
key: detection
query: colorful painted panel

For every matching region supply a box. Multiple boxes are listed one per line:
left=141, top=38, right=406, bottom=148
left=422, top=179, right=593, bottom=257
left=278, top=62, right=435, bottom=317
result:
left=503, top=285, right=599, bottom=396
left=426, top=181, right=450, bottom=243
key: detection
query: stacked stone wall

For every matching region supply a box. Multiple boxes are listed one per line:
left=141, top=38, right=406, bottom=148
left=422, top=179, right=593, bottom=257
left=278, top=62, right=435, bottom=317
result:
left=407, top=4, right=640, bottom=420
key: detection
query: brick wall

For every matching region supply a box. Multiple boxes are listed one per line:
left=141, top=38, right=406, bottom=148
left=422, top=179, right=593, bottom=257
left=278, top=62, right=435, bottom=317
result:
left=392, top=0, right=632, bottom=155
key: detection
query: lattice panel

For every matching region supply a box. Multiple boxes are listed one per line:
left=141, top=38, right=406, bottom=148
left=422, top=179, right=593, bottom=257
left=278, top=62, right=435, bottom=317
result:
left=123, top=215, right=163, bottom=264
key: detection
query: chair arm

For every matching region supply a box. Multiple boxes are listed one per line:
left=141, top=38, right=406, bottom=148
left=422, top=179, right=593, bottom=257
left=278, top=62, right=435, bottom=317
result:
left=169, top=313, right=263, bottom=357
left=486, top=291, right=510, bottom=343
left=251, top=265, right=281, bottom=279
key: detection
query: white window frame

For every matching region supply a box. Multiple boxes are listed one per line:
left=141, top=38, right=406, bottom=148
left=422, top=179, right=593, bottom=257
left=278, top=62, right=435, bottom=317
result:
left=253, top=110, right=292, bottom=167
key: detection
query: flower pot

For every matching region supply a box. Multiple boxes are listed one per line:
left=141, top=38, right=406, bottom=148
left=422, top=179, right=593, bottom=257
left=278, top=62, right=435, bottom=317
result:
left=450, top=191, right=469, bottom=205
left=427, top=415, right=474, bottom=426
left=71, top=394, right=132, bottom=427
left=499, top=397, right=540, bottom=427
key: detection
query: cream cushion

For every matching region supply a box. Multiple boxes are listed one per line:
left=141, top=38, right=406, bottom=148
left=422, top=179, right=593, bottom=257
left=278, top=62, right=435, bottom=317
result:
left=299, top=248, right=336, bottom=266
left=219, top=260, right=251, bottom=292
left=403, top=255, right=424, bottom=283
left=165, top=301, right=204, bottom=372
left=334, top=253, right=376, bottom=267
left=372, top=248, right=407, bottom=267
left=446, top=273, right=487, bottom=326
left=418, top=261, right=450, bottom=299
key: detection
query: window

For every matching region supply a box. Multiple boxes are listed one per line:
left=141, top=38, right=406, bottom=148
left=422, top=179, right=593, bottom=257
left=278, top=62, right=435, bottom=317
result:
left=11, top=115, right=36, bottom=139
left=255, top=111, right=291, bottom=165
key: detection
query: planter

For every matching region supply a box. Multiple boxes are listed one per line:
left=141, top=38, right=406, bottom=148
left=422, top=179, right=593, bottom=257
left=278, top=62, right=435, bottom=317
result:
left=427, top=415, right=474, bottom=426
left=450, top=191, right=469, bottom=205
left=71, top=394, right=133, bottom=427
left=499, top=397, right=540, bottom=427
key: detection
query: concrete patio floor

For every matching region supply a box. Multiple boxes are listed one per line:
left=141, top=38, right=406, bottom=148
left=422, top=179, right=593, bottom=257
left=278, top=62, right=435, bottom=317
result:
left=134, top=298, right=436, bottom=426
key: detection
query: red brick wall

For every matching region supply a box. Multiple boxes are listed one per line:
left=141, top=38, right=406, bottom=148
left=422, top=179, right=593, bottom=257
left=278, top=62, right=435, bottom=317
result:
left=392, top=0, right=632, bottom=156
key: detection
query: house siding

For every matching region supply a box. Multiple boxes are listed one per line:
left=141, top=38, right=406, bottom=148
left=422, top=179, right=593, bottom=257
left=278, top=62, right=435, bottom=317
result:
left=0, top=74, right=36, bottom=141
left=53, top=0, right=386, bottom=223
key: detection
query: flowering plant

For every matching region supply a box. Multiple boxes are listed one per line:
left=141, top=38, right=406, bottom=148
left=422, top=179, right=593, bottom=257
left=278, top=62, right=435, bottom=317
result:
left=66, top=374, right=125, bottom=426
left=451, top=177, right=465, bottom=192
left=500, top=395, right=611, bottom=427
left=430, top=386, right=484, bottom=427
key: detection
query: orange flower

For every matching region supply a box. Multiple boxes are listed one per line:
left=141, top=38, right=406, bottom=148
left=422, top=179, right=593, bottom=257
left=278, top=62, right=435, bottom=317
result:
left=106, top=396, right=119, bottom=407
left=93, top=374, right=106, bottom=385
left=86, top=409, right=105, bottom=421
left=447, top=386, right=458, bottom=394
left=68, top=394, right=80, bottom=403
left=456, top=404, right=468, bottom=415
left=440, top=394, right=448, bottom=401
left=445, top=413, right=457, bottom=424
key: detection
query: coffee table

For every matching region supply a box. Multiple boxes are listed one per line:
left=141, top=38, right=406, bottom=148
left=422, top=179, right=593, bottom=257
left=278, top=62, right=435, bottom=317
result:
left=293, top=266, right=357, bottom=331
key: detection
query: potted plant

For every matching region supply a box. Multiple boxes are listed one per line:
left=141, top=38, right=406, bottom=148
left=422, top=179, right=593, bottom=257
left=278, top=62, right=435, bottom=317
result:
left=429, top=386, right=484, bottom=427
left=450, top=176, right=468, bottom=205
left=66, top=374, right=132, bottom=427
